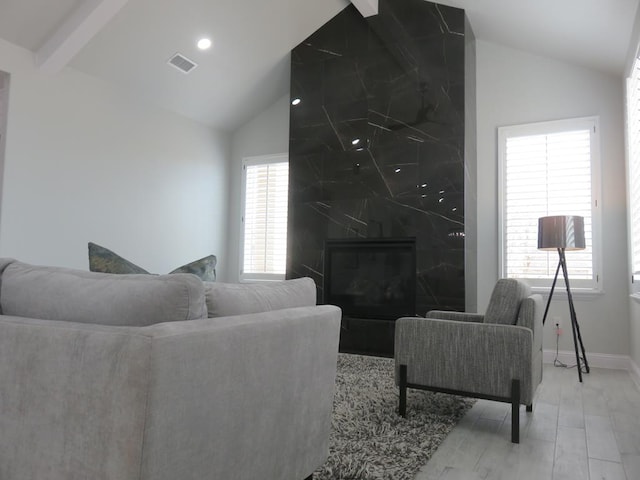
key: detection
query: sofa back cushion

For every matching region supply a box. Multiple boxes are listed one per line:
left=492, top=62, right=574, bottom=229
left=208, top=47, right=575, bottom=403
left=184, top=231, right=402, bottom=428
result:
left=0, top=260, right=207, bottom=326
left=204, top=277, right=316, bottom=317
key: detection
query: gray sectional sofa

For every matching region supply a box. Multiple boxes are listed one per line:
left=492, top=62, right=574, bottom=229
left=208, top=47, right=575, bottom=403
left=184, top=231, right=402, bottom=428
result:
left=0, top=258, right=341, bottom=480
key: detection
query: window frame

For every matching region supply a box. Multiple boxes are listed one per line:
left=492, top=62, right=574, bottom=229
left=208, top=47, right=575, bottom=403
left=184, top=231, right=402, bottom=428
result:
left=239, top=153, right=289, bottom=282
left=497, top=116, right=603, bottom=295
left=626, top=55, right=640, bottom=297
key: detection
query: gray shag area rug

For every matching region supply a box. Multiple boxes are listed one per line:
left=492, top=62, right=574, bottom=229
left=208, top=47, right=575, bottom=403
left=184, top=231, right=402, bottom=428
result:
left=315, top=353, right=474, bottom=480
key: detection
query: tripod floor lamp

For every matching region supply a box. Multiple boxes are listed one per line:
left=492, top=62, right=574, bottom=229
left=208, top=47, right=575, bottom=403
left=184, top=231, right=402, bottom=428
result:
left=538, top=215, right=590, bottom=382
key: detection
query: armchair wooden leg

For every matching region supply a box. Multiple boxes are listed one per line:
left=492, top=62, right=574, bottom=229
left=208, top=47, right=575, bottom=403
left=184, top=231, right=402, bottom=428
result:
left=511, top=379, right=520, bottom=444
left=526, top=404, right=533, bottom=412
left=399, top=364, right=407, bottom=417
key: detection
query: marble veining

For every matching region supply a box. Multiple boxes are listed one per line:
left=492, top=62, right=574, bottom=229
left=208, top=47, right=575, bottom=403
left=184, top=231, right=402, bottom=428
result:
left=287, top=0, right=468, bottom=329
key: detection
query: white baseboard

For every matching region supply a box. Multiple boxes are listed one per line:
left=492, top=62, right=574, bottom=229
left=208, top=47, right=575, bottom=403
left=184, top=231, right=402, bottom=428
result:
left=543, top=349, right=635, bottom=372
left=630, top=358, right=640, bottom=390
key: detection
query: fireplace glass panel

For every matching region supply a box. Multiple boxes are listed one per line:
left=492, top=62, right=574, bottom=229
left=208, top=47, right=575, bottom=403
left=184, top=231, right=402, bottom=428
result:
left=323, top=238, right=416, bottom=320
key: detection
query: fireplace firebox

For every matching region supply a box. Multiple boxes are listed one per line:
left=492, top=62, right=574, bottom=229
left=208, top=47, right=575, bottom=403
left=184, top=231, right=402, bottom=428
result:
left=323, top=238, right=416, bottom=356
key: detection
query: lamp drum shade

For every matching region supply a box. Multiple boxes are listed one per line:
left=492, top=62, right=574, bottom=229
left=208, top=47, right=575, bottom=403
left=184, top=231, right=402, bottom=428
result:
left=538, top=215, right=585, bottom=250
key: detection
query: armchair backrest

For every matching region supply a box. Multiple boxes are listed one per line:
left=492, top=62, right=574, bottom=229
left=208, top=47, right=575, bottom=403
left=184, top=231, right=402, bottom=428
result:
left=484, top=278, right=531, bottom=325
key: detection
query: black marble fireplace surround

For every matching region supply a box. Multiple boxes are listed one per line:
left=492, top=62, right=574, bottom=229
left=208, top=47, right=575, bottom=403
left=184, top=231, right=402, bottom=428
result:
left=287, top=0, right=470, bottom=356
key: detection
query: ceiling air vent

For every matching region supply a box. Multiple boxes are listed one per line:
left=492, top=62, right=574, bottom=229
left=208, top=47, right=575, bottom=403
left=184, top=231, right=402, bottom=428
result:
left=167, top=53, right=198, bottom=74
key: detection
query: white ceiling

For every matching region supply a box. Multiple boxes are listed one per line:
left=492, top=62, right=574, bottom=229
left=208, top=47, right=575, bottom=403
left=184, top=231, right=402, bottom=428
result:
left=0, top=0, right=638, bottom=132
left=438, top=0, right=639, bottom=76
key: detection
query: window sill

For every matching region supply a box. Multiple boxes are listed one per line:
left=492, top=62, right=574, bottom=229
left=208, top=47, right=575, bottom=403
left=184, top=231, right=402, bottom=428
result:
left=531, top=286, right=603, bottom=301
left=239, top=276, right=286, bottom=283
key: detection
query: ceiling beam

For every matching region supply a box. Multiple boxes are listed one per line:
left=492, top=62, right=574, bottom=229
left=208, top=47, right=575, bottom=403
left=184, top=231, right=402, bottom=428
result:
left=351, top=0, right=379, bottom=17
left=36, top=0, right=130, bottom=73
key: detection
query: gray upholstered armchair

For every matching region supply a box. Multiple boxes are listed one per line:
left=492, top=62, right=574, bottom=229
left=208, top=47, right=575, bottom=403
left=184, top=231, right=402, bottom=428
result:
left=394, top=278, right=543, bottom=443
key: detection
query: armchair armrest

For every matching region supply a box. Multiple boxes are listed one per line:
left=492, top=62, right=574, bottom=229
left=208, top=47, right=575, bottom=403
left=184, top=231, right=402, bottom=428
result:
left=395, top=316, right=535, bottom=404
left=425, top=310, right=484, bottom=323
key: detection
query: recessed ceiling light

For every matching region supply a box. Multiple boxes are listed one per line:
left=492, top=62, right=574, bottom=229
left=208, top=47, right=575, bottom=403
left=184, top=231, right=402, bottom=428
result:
left=395, top=168, right=401, bottom=173
left=197, top=38, right=212, bottom=50
left=352, top=138, right=360, bottom=145
left=291, top=98, right=301, bottom=106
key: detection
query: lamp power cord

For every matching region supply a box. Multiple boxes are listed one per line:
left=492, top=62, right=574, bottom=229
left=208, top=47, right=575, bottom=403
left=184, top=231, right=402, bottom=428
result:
left=553, top=323, right=588, bottom=373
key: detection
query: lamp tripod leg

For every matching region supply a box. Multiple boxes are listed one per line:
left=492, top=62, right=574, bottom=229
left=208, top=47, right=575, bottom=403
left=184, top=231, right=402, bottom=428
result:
left=559, top=249, right=589, bottom=382
left=542, top=260, right=562, bottom=326
left=568, top=300, right=584, bottom=382
left=568, top=296, right=590, bottom=374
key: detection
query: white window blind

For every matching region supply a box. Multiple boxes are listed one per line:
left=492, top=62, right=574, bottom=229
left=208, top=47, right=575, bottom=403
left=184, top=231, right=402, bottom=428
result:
left=241, top=156, right=289, bottom=281
left=627, top=57, right=640, bottom=285
left=498, top=117, right=600, bottom=291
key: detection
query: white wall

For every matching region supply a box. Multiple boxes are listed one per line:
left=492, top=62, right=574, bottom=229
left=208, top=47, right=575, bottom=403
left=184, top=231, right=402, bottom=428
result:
left=0, top=39, right=230, bottom=278
left=227, top=93, right=291, bottom=282
left=476, top=40, right=629, bottom=356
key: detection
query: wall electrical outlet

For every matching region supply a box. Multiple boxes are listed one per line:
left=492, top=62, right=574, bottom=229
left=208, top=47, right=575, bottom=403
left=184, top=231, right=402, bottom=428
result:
left=552, top=316, right=563, bottom=335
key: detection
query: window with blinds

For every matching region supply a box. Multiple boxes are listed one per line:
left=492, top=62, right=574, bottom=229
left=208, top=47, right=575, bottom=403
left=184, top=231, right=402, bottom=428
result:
left=498, top=117, right=601, bottom=291
left=627, top=57, right=640, bottom=291
left=240, top=155, right=289, bottom=281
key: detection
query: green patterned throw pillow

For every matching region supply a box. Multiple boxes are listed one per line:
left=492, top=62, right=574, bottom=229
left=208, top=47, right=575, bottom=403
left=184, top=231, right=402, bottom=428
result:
left=88, top=242, right=217, bottom=281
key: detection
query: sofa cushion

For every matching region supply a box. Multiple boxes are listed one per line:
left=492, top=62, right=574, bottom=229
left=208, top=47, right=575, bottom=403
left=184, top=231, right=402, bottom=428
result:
left=0, top=261, right=207, bottom=326
left=204, top=278, right=317, bottom=317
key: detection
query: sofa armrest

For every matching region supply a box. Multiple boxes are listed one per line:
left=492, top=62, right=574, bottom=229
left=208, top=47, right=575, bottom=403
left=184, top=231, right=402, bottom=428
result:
left=0, top=315, right=152, bottom=480
left=0, top=305, right=341, bottom=480
left=425, top=310, right=484, bottom=323
left=139, top=304, right=341, bottom=480
left=394, top=316, right=535, bottom=404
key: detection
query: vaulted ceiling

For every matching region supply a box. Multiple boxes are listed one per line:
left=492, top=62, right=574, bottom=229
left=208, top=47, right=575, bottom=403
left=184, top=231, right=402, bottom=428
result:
left=0, top=0, right=637, bottom=132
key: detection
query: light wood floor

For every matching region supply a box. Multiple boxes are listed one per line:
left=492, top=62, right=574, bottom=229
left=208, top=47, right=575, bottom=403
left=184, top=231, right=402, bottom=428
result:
left=414, top=364, right=640, bottom=480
